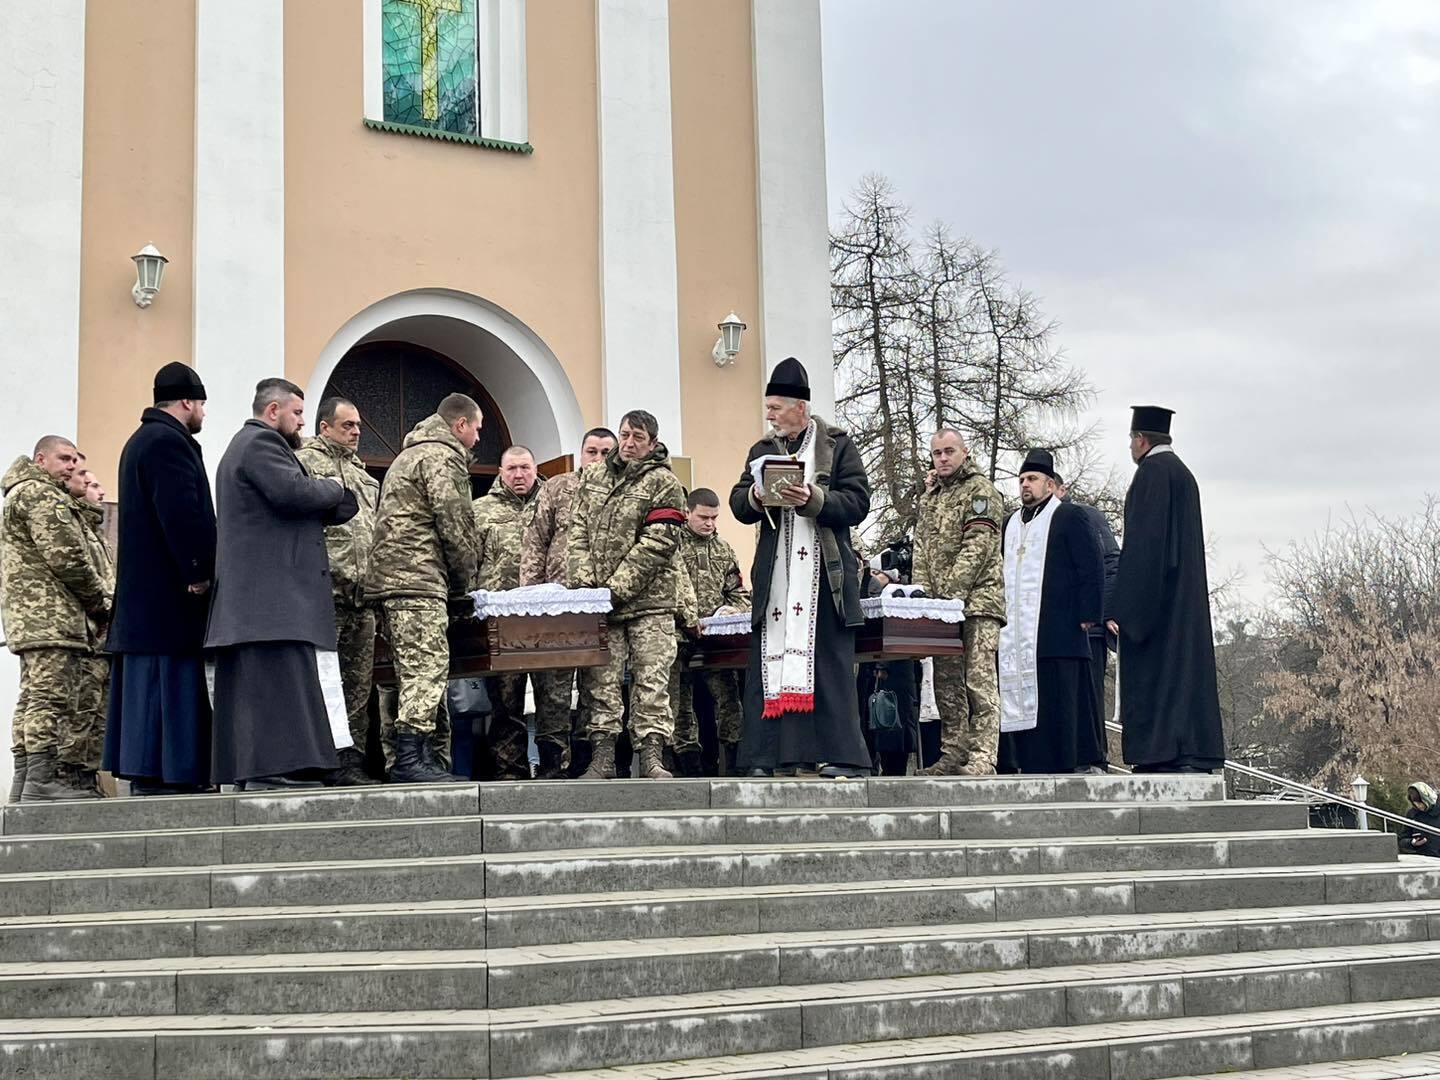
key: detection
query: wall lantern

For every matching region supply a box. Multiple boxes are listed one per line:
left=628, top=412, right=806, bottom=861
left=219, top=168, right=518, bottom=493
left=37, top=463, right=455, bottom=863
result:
left=131, top=243, right=169, bottom=308
left=711, top=312, right=746, bottom=367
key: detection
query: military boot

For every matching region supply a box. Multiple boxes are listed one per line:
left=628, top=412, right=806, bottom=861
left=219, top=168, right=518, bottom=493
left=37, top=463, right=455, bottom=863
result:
left=955, top=758, right=996, bottom=776
left=329, top=747, right=374, bottom=786
left=719, top=742, right=738, bottom=777
left=8, top=751, right=26, bottom=803
left=638, top=733, right=673, bottom=780
left=390, top=731, right=462, bottom=784
left=67, top=763, right=104, bottom=798
left=918, top=752, right=968, bottom=777
left=21, top=750, right=97, bottom=802
left=675, top=748, right=705, bottom=778
left=533, top=741, right=566, bottom=780
left=579, top=733, right=617, bottom=780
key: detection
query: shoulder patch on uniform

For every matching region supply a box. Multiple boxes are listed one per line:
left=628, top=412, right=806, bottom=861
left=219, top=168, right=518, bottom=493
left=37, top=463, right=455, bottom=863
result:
left=971, top=496, right=989, bottom=514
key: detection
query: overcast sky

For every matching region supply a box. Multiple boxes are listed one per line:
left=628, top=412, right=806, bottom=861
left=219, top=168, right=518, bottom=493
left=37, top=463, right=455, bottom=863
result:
left=821, top=0, right=1440, bottom=602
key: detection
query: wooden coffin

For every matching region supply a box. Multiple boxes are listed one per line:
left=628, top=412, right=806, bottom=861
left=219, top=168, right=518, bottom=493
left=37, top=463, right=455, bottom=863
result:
left=373, top=598, right=609, bottom=685
left=691, top=615, right=964, bottom=671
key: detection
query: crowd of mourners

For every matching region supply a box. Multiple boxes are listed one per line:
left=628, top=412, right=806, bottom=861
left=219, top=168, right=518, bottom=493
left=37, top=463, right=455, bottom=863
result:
left=1, top=358, right=1228, bottom=801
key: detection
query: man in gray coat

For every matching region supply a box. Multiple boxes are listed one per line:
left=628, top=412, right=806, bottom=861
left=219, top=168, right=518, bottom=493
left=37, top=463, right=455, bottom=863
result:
left=206, top=378, right=359, bottom=790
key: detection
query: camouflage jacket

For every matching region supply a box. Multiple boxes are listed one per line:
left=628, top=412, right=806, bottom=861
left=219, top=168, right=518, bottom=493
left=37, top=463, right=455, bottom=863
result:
left=673, top=550, right=699, bottom=639
left=568, top=444, right=686, bottom=623
left=678, top=529, right=750, bottom=618
left=518, top=468, right=580, bottom=586
left=75, top=497, right=115, bottom=652
left=912, top=456, right=1005, bottom=622
left=296, top=435, right=380, bottom=607
left=472, top=479, right=544, bottom=592
left=365, top=415, right=480, bottom=603
left=0, top=457, right=113, bottom=653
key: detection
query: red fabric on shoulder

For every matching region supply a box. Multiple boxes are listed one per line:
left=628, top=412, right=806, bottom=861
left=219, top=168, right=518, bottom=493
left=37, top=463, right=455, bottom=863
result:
left=645, top=507, right=686, bottom=526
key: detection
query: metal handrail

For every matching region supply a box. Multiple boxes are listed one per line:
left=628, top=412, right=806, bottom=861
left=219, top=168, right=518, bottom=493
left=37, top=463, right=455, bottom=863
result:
left=1103, top=719, right=1440, bottom=838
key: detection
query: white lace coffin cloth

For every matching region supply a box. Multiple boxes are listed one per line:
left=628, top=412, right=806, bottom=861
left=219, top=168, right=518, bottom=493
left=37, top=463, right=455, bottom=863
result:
left=859, top=596, right=966, bottom=623
left=699, top=612, right=752, bottom=637
left=469, top=583, right=613, bottom=618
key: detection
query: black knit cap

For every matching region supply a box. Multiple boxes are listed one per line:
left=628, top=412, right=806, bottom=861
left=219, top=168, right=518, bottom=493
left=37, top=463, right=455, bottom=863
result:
left=764, top=357, right=810, bottom=401
left=1019, top=448, right=1058, bottom=480
left=1129, top=404, right=1174, bottom=434
left=153, top=362, right=207, bottom=404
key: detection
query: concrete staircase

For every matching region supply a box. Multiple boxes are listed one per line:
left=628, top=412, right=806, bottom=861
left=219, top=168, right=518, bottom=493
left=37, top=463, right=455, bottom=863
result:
left=1, top=775, right=1440, bottom=1078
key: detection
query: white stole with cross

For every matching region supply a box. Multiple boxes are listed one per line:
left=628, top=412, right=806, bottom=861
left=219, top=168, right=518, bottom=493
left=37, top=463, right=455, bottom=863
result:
left=998, top=496, right=1060, bottom=733
left=760, top=421, right=822, bottom=717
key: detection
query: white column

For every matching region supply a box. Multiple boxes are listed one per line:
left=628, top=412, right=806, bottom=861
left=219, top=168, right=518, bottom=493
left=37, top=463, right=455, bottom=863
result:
left=193, top=0, right=286, bottom=465
left=0, top=0, right=88, bottom=796
left=595, top=0, right=683, bottom=450
left=751, top=0, right=834, bottom=419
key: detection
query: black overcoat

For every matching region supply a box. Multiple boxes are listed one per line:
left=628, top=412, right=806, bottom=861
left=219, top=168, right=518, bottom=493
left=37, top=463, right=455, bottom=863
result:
left=730, top=420, right=869, bottom=629
left=204, top=420, right=358, bottom=650
left=1111, top=449, right=1225, bottom=769
left=107, top=408, right=218, bottom=655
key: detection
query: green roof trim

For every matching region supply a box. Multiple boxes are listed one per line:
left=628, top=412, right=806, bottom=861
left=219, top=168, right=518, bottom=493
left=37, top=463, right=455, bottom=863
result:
left=363, top=117, right=534, bottom=155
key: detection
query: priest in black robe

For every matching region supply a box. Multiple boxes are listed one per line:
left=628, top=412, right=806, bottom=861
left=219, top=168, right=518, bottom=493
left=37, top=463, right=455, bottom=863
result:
left=997, top=450, right=1106, bottom=774
left=1109, top=405, right=1224, bottom=772
left=205, top=378, right=359, bottom=790
left=730, top=357, right=872, bottom=778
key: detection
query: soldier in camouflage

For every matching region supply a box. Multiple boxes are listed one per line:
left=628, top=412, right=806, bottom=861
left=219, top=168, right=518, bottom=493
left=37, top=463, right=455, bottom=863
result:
left=912, top=428, right=1006, bottom=775
left=297, top=397, right=381, bottom=785
left=518, top=427, right=616, bottom=778
left=669, top=488, right=750, bottom=775
left=1, top=436, right=113, bottom=802
left=472, top=446, right=545, bottom=780
left=569, top=410, right=687, bottom=780
left=64, top=460, right=114, bottom=795
left=365, top=393, right=482, bottom=784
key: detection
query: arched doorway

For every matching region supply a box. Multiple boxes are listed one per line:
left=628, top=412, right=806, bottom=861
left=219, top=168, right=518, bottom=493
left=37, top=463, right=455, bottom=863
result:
left=304, top=289, right=586, bottom=476
left=320, top=340, right=513, bottom=492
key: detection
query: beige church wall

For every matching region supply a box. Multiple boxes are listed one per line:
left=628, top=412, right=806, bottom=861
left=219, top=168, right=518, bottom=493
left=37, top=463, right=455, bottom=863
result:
left=76, top=0, right=197, bottom=490
left=282, top=0, right=604, bottom=439
left=668, top=0, right=764, bottom=573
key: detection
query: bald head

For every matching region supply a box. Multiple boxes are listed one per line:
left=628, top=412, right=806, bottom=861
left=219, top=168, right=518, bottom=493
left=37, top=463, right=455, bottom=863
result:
left=930, top=429, right=969, bottom=478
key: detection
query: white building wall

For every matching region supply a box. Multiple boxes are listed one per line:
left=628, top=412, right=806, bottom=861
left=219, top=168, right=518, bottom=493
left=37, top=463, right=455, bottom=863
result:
left=0, top=0, right=89, bottom=796
left=193, top=0, right=287, bottom=466
left=751, top=0, right=834, bottom=419
left=595, top=0, right=685, bottom=449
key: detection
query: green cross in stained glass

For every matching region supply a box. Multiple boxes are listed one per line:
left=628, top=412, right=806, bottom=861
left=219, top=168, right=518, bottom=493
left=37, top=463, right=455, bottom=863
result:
left=396, top=0, right=462, bottom=122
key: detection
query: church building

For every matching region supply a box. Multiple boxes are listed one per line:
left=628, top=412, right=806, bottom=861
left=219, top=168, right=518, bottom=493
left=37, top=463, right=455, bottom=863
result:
left=0, top=0, right=834, bottom=782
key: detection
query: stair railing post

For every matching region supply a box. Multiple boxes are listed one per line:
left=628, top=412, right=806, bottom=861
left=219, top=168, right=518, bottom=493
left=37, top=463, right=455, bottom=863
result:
left=1351, top=776, right=1370, bottom=831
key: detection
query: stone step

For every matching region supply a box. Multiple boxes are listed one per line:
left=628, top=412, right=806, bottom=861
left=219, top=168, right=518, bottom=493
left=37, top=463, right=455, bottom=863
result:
left=5, top=974, right=1440, bottom=1077
left=0, top=773, right=1225, bottom=837
left=0, top=800, right=1310, bottom=875
left=0, top=829, right=1396, bottom=916
left=1174, top=1051, right=1440, bottom=1078
left=0, top=859, right=1430, bottom=958
left=0, top=913, right=1437, bottom=1022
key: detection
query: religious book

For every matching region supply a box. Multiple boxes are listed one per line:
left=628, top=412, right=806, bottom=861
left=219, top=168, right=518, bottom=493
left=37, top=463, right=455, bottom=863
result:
left=759, top=456, right=805, bottom=506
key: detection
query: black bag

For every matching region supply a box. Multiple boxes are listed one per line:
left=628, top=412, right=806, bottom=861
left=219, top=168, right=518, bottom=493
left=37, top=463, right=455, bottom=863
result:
left=867, top=688, right=901, bottom=733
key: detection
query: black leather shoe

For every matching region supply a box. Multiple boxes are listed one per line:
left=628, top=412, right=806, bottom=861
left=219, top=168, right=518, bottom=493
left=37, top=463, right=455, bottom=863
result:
left=818, top=764, right=870, bottom=779
left=747, top=767, right=773, bottom=777
left=241, top=773, right=326, bottom=791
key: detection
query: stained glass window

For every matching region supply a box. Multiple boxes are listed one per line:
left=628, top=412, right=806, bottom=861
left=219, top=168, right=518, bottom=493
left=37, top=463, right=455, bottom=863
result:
left=382, top=0, right=479, bottom=135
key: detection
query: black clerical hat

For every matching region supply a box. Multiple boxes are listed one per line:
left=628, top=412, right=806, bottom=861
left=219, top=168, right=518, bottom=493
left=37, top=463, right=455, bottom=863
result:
left=1129, top=404, right=1174, bottom=434
left=765, top=357, right=810, bottom=401
left=1019, top=448, right=1058, bottom=480
left=154, top=362, right=207, bottom=404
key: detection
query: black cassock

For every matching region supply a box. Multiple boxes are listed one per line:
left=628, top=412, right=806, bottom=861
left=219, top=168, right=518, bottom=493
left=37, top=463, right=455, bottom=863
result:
left=730, top=419, right=872, bottom=772
left=1111, top=448, right=1224, bottom=771
left=998, top=500, right=1106, bottom=774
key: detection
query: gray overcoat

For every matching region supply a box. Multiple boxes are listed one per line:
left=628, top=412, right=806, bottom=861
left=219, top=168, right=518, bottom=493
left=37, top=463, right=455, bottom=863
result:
left=205, top=420, right=359, bottom=650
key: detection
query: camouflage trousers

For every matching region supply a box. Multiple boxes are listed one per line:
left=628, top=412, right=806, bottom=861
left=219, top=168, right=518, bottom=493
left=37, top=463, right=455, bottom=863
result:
left=485, top=674, right=532, bottom=780
left=335, top=601, right=377, bottom=751
left=377, top=684, right=452, bottom=773
left=67, top=653, right=110, bottom=769
left=534, top=668, right=591, bottom=750
left=585, top=613, right=676, bottom=741
left=669, top=655, right=743, bottom=753
left=11, top=648, right=83, bottom=756
left=933, top=615, right=1002, bottom=765
left=380, top=598, right=449, bottom=737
